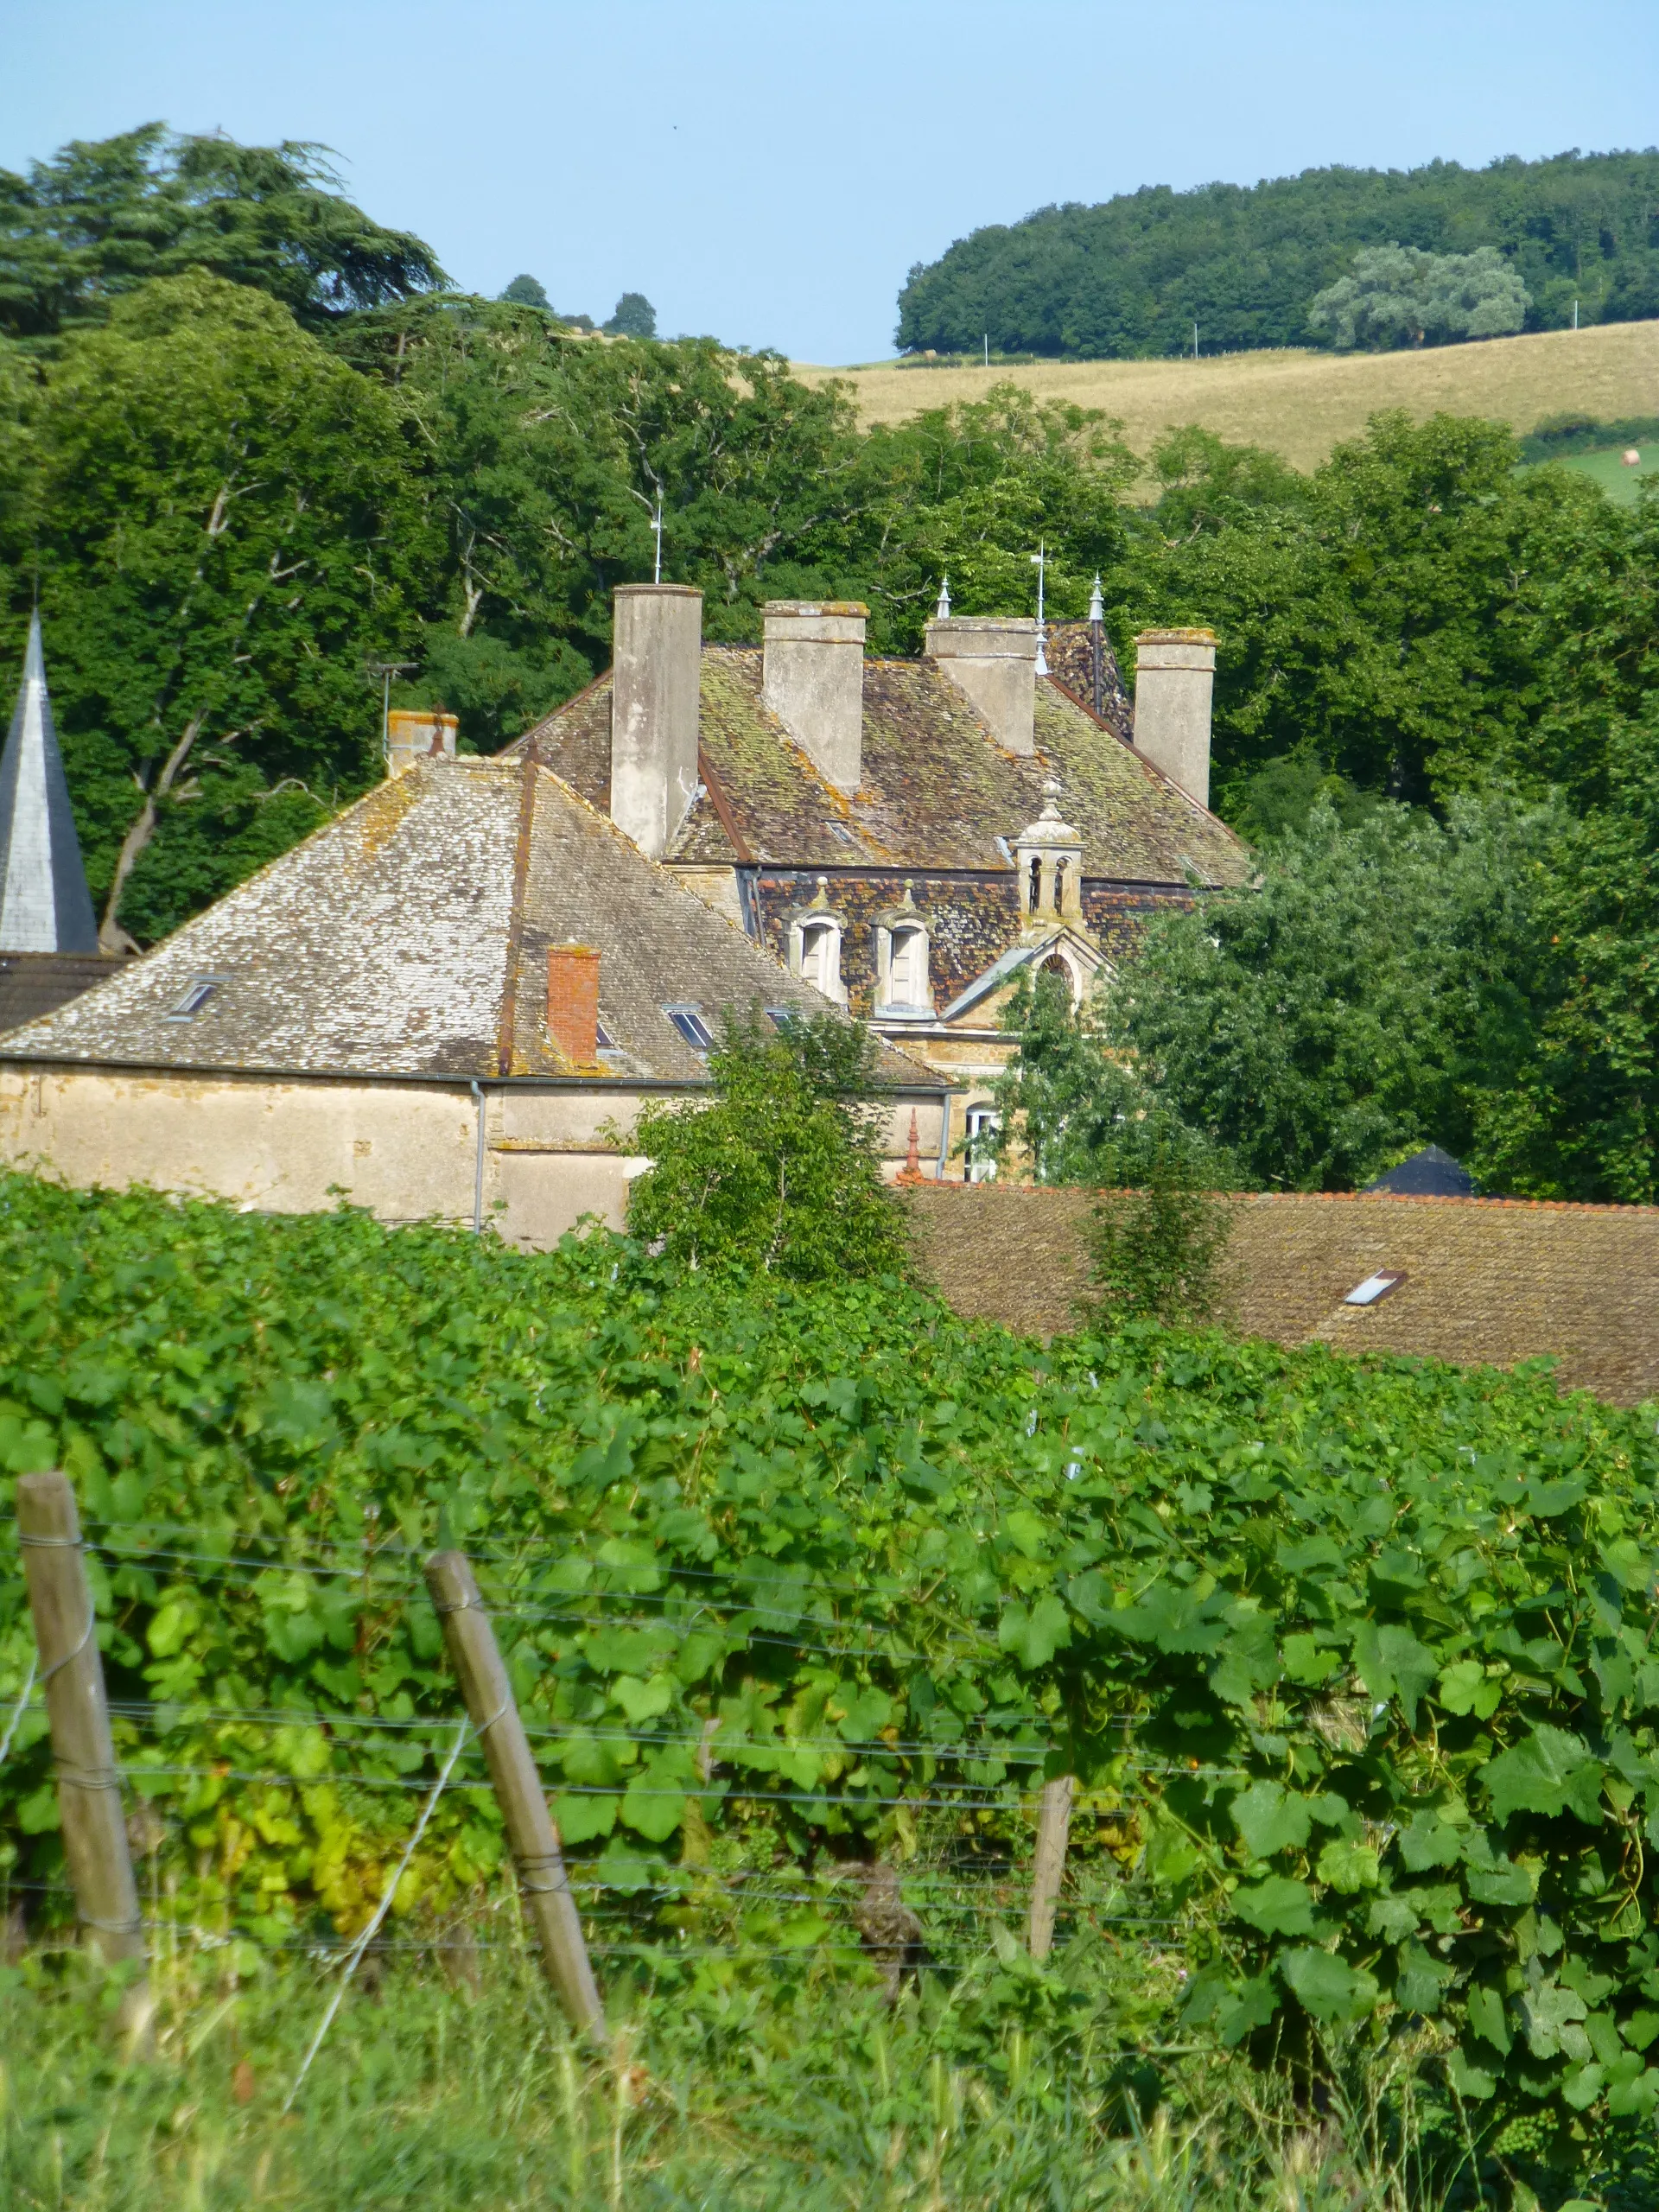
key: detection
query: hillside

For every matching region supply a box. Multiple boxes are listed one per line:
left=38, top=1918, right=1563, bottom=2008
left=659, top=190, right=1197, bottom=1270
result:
left=895, top=150, right=1659, bottom=359
left=795, top=318, right=1659, bottom=474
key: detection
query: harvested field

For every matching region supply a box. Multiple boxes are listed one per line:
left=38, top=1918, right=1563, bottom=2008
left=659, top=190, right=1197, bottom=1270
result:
left=796, top=320, right=1659, bottom=475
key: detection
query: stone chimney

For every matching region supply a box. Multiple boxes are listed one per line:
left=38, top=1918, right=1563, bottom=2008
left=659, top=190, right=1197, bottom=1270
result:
left=762, top=601, right=867, bottom=791
left=610, top=583, right=702, bottom=858
left=546, top=944, right=600, bottom=1066
left=386, top=710, right=458, bottom=777
left=924, top=616, right=1039, bottom=755
left=1133, top=630, right=1216, bottom=808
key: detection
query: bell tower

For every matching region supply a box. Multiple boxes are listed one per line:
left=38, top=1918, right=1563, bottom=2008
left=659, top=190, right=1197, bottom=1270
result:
left=1014, top=785, right=1084, bottom=934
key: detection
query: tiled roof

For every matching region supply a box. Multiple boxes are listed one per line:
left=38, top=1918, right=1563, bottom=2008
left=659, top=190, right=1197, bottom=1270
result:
left=0, top=760, right=942, bottom=1089
left=517, top=646, right=1250, bottom=888
left=904, top=1183, right=1659, bottom=1407
left=0, top=953, right=124, bottom=1035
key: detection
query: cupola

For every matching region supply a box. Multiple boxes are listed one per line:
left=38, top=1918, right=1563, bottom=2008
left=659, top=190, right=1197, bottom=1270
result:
left=1014, top=786, right=1084, bottom=931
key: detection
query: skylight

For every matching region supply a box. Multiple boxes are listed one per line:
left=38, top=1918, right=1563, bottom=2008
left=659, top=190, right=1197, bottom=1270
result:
left=664, top=1004, right=715, bottom=1052
left=765, top=1006, right=799, bottom=1029
left=164, top=976, right=224, bottom=1022
left=595, top=1021, right=614, bottom=1050
left=1344, top=1270, right=1405, bottom=1306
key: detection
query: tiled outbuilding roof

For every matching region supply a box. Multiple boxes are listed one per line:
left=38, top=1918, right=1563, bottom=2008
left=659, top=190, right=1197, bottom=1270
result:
left=516, top=646, right=1250, bottom=888
left=904, top=1183, right=1659, bottom=1407
left=0, top=759, right=943, bottom=1089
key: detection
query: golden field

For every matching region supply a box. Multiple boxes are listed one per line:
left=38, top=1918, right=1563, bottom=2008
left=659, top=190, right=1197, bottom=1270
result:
left=793, top=319, right=1659, bottom=473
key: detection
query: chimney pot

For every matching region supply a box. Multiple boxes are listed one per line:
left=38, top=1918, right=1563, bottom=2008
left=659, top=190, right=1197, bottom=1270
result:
left=1132, top=629, right=1216, bottom=808
left=386, top=710, right=458, bottom=777
left=924, top=616, right=1039, bottom=754
left=610, top=584, right=702, bottom=857
left=546, top=943, right=601, bottom=1066
left=761, top=601, right=868, bottom=791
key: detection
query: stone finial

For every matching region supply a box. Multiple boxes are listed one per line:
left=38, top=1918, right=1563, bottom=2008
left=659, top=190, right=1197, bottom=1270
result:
left=935, top=575, right=950, bottom=620
left=0, top=613, right=99, bottom=954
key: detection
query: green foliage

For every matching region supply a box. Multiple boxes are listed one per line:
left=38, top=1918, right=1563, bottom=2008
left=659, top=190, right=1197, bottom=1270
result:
left=0, top=273, right=422, bottom=944
left=1084, top=1167, right=1236, bottom=1329
left=1103, top=796, right=1559, bottom=1194
left=622, top=1007, right=909, bottom=1280
left=1308, top=245, right=1529, bottom=350
left=602, top=291, right=657, bottom=340
left=1117, top=410, right=1659, bottom=810
left=897, top=149, right=1659, bottom=358
left=498, top=272, right=550, bottom=309
left=0, top=124, right=445, bottom=341
left=2, top=1172, right=1659, bottom=2171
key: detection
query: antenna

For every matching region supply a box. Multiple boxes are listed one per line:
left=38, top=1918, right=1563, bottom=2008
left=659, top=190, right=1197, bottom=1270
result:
left=1028, top=543, right=1048, bottom=677
left=365, top=658, right=418, bottom=770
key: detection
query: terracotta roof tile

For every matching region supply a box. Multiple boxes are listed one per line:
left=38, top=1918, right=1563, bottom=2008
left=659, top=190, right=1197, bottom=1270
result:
left=904, top=1184, right=1659, bottom=1407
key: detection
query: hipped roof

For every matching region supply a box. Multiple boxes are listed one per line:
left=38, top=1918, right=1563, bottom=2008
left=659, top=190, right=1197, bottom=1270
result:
left=516, top=646, right=1252, bottom=887
left=0, top=758, right=943, bottom=1088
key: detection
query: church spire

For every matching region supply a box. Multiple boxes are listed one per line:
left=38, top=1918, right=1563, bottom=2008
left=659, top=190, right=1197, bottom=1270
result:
left=0, top=614, right=99, bottom=953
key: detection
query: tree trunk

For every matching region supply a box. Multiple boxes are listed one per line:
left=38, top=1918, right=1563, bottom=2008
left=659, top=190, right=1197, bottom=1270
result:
left=99, top=717, right=202, bottom=951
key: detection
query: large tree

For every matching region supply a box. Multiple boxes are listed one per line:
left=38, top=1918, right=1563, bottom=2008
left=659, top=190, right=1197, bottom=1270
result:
left=0, top=124, right=446, bottom=340
left=2, top=273, right=423, bottom=945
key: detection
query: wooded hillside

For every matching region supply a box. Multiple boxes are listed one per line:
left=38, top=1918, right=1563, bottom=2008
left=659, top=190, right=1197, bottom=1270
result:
left=896, top=150, right=1659, bottom=359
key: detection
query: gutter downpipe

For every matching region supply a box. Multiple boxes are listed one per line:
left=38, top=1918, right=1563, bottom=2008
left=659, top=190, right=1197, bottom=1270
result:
left=470, top=1080, right=486, bottom=1233
left=937, top=1089, right=953, bottom=1184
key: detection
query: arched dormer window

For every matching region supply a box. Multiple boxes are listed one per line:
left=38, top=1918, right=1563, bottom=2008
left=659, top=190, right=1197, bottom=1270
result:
left=787, top=879, right=848, bottom=1005
left=874, top=884, right=932, bottom=1019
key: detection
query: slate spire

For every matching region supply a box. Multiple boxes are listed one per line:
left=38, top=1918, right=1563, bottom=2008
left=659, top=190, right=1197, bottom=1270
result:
left=0, top=615, right=99, bottom=952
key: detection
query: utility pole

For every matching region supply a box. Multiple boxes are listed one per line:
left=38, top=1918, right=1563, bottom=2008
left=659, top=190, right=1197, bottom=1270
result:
left=365, top=661, right=416, bottom=772
left=1029, top=542, right=1048, bottom=677
left=1573, top=298, right=1580, bottom=330
left=983, top=333, right=989, bottom=368
left=1192, top=321, right=1199, bottom=359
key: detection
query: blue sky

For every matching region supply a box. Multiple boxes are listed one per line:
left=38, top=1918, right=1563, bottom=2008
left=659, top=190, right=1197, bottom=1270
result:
left=5, top=0, right=1656, bottom=363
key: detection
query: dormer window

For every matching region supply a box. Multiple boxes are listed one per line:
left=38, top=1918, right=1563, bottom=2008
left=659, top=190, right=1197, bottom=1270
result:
left=875, top=890, right=933, bottom=1019
left=787, top=880, right=848, bottom=1006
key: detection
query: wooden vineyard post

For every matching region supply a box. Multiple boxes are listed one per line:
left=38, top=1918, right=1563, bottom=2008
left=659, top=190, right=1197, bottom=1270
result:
left=15, top=1471, right=152, bottom=2038
left=424, top=1549, right=604, bottom=2039
left=1027, top=1773, right=1074, bottom=1961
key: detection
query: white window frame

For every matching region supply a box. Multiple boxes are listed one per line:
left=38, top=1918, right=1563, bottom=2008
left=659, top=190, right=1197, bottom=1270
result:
left=877, top=920, right=931, bottom=1015
left=964, top=1103, right=1001, bottom=1183
left=789, top=912, right=847, bottom=1005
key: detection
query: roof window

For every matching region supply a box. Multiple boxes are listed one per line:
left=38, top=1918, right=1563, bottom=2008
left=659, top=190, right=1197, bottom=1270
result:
left=1344, top=1270, right=1405, bottom=1306
left=664, top=1003, right=715, bottom=1052
left=164, top=976, right=225, bottom=1022
left=595, top=1021, right=614, bottom=1050
left=826, top=822, right=854, bottom=844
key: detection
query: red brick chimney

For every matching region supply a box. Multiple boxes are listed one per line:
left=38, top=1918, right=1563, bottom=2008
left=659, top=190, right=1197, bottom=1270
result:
left=546, top=944, right=600, bottom=1066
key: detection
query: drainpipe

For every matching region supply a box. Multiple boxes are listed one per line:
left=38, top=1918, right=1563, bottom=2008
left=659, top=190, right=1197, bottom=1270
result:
left=470, top=1080, right=486, bottom=1232
left=936, top=1092, right=951, bottom=1183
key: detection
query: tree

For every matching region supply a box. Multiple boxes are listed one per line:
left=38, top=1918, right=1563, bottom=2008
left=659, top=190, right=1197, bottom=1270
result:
left=603, top=291, right=657, bottom=340
left=1307, top=245, right=1529, bottom=350
left=621, top=1008, right=910, bottom=1280
left=499, top=274, right=550, bottom=309
left=0, top=124, right=446, bottom=340
left=1, top=273, right=423, bottom=945
left=1102, top=797, right=1559, bottom=1193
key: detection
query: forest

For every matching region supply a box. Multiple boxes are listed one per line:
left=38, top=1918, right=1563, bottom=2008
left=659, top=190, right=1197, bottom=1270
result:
left=895, top=149, right=1659, bottom=359
left=0, top=126, right=1655, bottom=1202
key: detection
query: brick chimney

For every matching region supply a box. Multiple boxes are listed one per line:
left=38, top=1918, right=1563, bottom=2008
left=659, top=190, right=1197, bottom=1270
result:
left=762, top=601, right=867, bottom=791
left=546, top=944, right=600, bottom=1066
left=923, top=616, right=1039, bottom=755
left=386, top=710, right=458, bottom=777
left=610, top=584, right=702, bottom=858
left=1133, top=630, right=1216, bottom=808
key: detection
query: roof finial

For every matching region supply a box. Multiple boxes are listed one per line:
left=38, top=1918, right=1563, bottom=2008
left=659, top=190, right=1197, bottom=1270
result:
left=1029, top=543, right=1048, bottom=677
left=935, top=575, right=950, bottom=620
left=1088, top=573, right=1103, bottom=624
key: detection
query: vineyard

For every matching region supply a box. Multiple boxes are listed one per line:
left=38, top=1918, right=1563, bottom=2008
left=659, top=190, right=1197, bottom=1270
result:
left=4, top=1170, right=1659, bottom=2206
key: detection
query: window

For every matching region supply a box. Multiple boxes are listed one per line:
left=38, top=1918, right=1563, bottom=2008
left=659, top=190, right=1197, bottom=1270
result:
left=965, top=1105, right=1001, bottom=1184
left=798, top=918, right=840, bottom=998
left=1027, top=855, right=1043, bottom=912
left=1344, top=1270, right=1406, bottom=1306
left=1052, top=857, right=1068, bottom=909
left=595, top=1021, right=614, bottom=1050
left=887, top=924, right=929, bottom=1008
left=664, top=1004, right=715, bottom=1052
left=165, top=976, right=225, bottom=1022
left=765, top=1006, right=798, bottom=1029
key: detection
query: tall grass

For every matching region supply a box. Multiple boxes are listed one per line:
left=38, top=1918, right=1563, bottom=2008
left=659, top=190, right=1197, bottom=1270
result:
left=1, top=1928, right=1473, bottom=2212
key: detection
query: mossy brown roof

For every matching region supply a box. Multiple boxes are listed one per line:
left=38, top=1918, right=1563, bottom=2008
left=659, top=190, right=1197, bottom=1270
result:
left=517, top=646, right=1250, bottom=887
left=904, top=1183, right=1659, bottom=1407
left=0, top=760, right=941, bottom=1090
